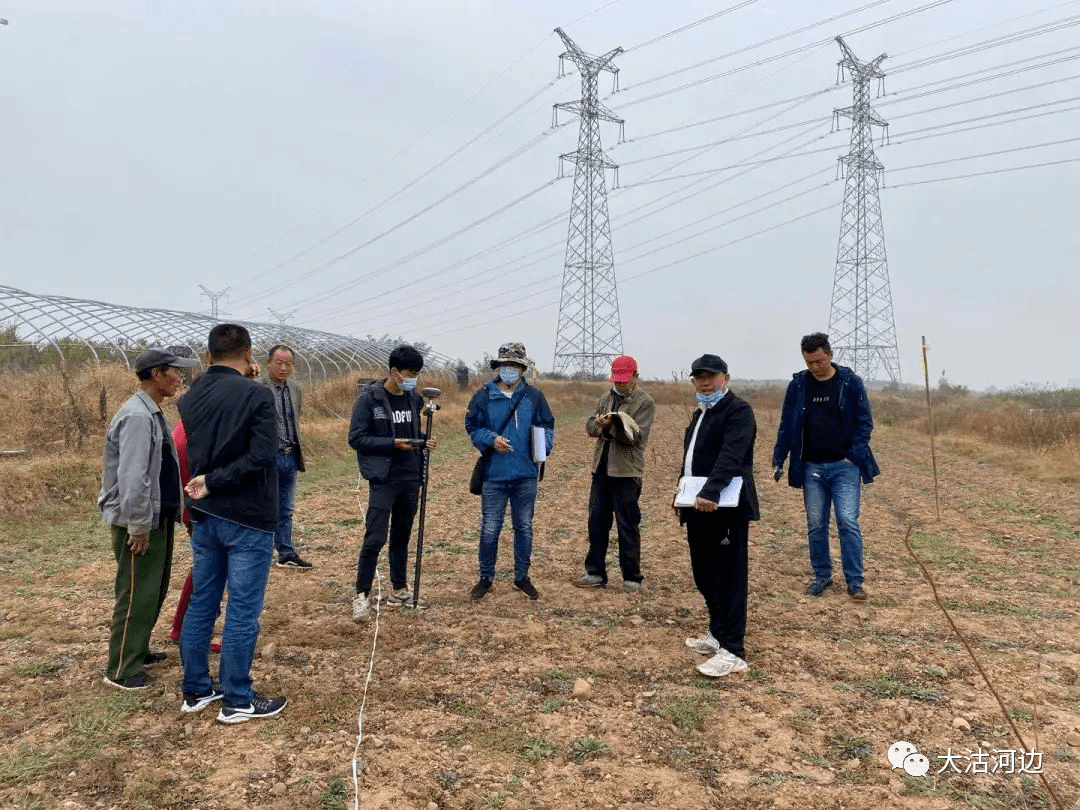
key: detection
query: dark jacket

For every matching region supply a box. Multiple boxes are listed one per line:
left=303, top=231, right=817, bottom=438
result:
left=177, top=365, right=279, bottom=533
left=680, top=391, right=760, bottom=522
left=348, top=380, right=423, bottom=484
left=771, top=364, right=880, bottom=488
left=263, top=376, right=306, bottom=472
left=465, top=378, right=554, bottom=482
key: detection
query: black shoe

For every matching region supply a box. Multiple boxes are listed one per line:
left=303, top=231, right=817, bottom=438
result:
left=276, top=555, right=313, bottom=569
left=102, top=671, right=151, bottom=691
left=470, top=577, right=494, bottom=600
left=806, top=579, right=833, bottom=596
left=181, top=681, right=224, bottom=713
left=216, top=693, right=288, bottom=724
left=847, top=584, right=868, bottom=601
left=513, top=576, right=540, bottom=600
left=143, top=650, right=168, bottom=666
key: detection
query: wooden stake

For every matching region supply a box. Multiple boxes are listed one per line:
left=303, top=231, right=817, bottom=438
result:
left=921, top=336, right=941, bottom=519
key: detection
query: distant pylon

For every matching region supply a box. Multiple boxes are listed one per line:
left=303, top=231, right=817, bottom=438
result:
left=551, top=28, right=626, bottom=377
left=267, top=308, right=295, bottom=326
left=198, top=285, right=231, bottom=319
left=828, top=35, right=901, bottom=384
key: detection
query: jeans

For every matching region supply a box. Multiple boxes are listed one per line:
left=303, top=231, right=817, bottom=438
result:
left=479, top=477, right=537, bottom=581
left=685, top=512, right=748, bottom=661
left=180, top=513, right=273, bottom=708
left=274, top=451, right=298, bottom=559
left=355, top=479, right=419, bottom=594
left=803, top=460, right=864, bottom=587
left=585, top=474, right=643, bottom=583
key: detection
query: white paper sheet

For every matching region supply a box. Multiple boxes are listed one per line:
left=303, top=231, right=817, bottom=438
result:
left=673, top=475, right=742, bottom=508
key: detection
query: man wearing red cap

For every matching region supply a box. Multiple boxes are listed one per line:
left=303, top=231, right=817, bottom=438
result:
left=577, top=355, right=655, bottom=592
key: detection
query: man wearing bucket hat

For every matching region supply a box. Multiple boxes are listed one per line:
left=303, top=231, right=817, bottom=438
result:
left=99, top=348, right=199, bottom=690
left=576, top=355, right=655, bottom=592
left=465, top=342, right=554, bottom=601
left=677, top=354, right=759, bottom=679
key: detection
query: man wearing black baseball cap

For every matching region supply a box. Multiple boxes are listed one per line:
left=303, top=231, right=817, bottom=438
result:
left=99, top=348, right=199, bottom=690
left=676, top=354, right=759, bottom=679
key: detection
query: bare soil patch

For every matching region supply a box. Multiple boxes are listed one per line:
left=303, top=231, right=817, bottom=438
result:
left=1, top=382, right=1078, bottom=809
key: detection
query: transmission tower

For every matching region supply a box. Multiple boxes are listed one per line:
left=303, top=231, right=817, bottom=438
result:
left=267, top=308, right=295, bottom=326
left=198, top=285, right=231, bottom=319
left=827, top=35, right=901, bottom=384
left=550, top=28, right=626, bottom=377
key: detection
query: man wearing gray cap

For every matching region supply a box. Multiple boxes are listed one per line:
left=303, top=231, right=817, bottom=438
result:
left=99, top=348, right=199, bottom=690
left=676, top=354, right=759, bottom=679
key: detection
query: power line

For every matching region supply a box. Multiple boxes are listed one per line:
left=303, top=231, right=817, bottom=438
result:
left=233, top=0, right=625, bottom=290
left=623, top=0, right=764, bottom=53
left=613, top=5, right=1078, bottom=114
left=344, top=134, right=1078, bottom=337
left=622, top=79, right=1080, bottom=168
left=409, top=150, right=1074, bottom=342
left=623, top=45, right=1080, bottom=144
left=887, top=138, right=1080, bottom=175
left=887, top=156, right=1080, bottom=187
left=244, top=131, right=557, bottom=310
left=612, top=0, right=958, bottom=110
left=617, top=0, right=899, bottom=95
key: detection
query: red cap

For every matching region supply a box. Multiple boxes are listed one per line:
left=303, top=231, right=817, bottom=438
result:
left=610, top=355, right=638, bottom=383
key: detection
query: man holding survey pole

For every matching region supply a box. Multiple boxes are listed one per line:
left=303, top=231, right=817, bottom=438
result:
left=675, top=354, right=758, bottom=679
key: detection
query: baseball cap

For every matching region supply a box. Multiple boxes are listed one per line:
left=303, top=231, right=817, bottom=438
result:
left=690, top=354, right=728, bottom=376
left=135, top=348, right=201, bottom=374
left=610, top=355, right=638, bottom=383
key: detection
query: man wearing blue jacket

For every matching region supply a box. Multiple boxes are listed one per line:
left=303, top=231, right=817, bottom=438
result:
left=772, top=332, right=880, bottom=601
left=465, top=342, right=554, bottom=601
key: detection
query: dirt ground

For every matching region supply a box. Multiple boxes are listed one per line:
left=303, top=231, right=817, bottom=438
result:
left=2, top=383, right=1079, bottom=809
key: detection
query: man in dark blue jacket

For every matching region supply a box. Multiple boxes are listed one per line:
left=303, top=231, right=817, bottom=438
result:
left=772, top=332, right=880, bottom=601
left=179, top=324, right=287, bottom=724
left=465, top=342, right=554, bottom=601
left=348, top=345, right=436, bottom=622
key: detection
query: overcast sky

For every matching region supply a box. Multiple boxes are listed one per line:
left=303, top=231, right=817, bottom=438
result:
left=1, top=0, right=1077, bottom=390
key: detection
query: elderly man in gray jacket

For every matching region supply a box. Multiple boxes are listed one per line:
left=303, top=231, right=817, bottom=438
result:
left=576, top=355, right=655, bottom=592
left=98, top=348, right=197, bottom=690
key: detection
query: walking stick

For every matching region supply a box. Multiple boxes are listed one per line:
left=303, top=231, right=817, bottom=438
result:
left=412, top=387, right=441, bottom=609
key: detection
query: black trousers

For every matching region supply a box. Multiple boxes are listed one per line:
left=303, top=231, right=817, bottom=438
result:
left=684, top=512, right=749, bottom=660
left=355, top=479, right=419, bottom=594
left=585, top=473, right=643, bottom=583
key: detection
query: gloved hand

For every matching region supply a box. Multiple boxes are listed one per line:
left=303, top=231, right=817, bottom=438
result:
left=773, top=465, right=784, bottom=483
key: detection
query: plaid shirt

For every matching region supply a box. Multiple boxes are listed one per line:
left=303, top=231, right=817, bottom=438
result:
left=269, top=379, right=298, bottom=451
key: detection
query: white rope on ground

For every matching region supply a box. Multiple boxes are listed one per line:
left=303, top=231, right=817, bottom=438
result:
left=350, top=470, right=383, bottom=810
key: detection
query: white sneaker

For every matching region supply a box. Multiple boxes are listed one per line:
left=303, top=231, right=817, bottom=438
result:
left=351, top=593, right=371, bottom=623
left=697, top=651, right=748, bottom=678
left=684, top=632, right=721, bottom=655
left=386, top=588, right=427, bottom=608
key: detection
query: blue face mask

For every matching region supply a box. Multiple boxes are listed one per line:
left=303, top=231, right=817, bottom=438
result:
left=695, top=389, right=726, bottom=407
left=399, top=375, right=418, bottom=392
left=499, top=366, right=522, bottom=385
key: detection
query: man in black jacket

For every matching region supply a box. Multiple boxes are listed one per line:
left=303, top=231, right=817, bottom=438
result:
left=676, top=354, right=759, bottom=679
left=178, top=324, right=287, bottom=724
left=348, top=345, right=437, bottom=622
